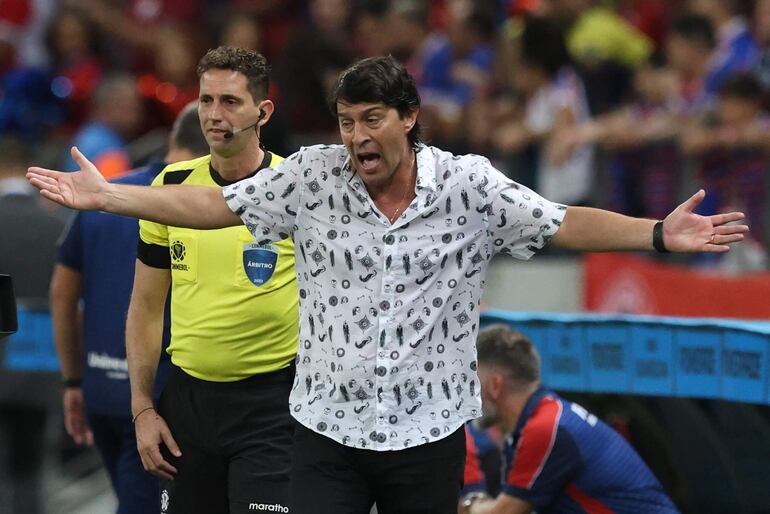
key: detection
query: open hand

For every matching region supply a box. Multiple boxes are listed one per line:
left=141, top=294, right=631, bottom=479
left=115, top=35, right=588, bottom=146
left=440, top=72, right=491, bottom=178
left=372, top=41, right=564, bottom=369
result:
left=663, top=190, right=749, bottom=252
left=26, top=147, right=110, bottom=210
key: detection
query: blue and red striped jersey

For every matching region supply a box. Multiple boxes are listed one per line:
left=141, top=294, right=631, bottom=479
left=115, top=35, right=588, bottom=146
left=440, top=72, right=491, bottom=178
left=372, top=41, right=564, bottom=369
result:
left=463, top=424, right=487, bottom=495
left=502, top=387, right=679, bottom=513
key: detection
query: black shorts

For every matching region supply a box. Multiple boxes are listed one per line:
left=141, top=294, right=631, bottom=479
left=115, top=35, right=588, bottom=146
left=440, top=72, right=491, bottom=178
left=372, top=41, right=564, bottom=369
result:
left=290, top=422, right=466, bottom=514
left=158, top=364, right=294, bottom=514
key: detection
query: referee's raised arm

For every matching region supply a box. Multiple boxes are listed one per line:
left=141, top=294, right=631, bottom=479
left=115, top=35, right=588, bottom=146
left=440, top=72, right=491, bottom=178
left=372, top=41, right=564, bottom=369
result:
left=27, top=146, right=241, bottom=229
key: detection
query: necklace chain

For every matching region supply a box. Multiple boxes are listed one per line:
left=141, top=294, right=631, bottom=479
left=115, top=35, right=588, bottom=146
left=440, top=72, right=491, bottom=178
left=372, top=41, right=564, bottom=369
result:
left=388, top=154, right=416, bottom=224
left=388, top=183, right=411, bottom=224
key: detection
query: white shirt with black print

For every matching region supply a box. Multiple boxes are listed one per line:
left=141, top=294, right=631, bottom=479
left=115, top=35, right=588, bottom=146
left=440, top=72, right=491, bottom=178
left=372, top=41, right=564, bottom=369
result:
left=223, top=144, right=566, bottom=451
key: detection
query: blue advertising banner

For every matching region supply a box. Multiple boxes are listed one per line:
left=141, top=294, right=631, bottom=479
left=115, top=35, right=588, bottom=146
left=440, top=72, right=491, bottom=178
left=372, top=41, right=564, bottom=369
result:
left=480, top=310, right=770, bottom=406
left=721, top=330, right=767, bottom=404
left=675, top=329, right=721, bottom=399
left=546, top=324, right=587, bottom=392
left=630, top=325, right=675, bottom=396
left=585, top=324, right=629, bottom=393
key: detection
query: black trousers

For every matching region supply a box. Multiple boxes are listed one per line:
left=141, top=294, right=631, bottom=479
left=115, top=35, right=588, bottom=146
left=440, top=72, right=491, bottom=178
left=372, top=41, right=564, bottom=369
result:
left=290, top=423, right=466, bottom=514
left=158, top=364, right=295, bottom=514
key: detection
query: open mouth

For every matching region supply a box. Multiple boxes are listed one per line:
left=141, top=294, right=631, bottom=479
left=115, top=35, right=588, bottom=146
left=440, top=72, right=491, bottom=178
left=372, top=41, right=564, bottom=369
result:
left=357, top=152, right=381, bottom=171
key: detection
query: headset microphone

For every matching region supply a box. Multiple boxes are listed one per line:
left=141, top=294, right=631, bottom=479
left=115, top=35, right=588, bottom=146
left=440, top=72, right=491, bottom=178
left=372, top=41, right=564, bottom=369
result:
left=223, top=109, right=266, bottom=140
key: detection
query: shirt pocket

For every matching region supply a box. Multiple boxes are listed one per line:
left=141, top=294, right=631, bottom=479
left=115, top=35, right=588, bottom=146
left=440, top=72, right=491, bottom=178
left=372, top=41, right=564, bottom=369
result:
left=169, top=234, right=198, bottom=284
left=234, top=232, right=280, bottom=289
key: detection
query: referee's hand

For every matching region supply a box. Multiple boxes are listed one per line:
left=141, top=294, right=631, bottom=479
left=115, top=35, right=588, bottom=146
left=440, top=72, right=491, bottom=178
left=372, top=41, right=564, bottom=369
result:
left=135, top=409, right=182, bottom=480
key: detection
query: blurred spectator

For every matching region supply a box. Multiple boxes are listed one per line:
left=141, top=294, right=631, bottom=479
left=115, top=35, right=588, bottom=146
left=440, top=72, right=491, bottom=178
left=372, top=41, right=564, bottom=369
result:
left=63, top=0, right=203, bottom=59
left=387, top=0, right=445, bottom=82
left=418, top=3, right=497, bottom=150
left=275, top=0, right=355, bottom=145
left=689, top=0, right=760, bottom=98
left=491, top=16, right=594, bottom=205
left=217, top=11, right=261, bottom=52
left=0, top=136, right=66, bottom=514
left=618, top=0, right=672, bottom=51
left=63, top=74, right=144, bottom=179
left=137, top=26, right=200, bottom=128
left=44, top=7, right=104, bottom=131
left=0, top=66, right=65, bottom=140
left=667, top=14, right=718, bottom=110
left=753, top=0, right=770, bottom=103
left=228, top=0, right=302, bottom=61
left=0, top=0, right=56, bottom=70
left=546, top=0, right=654, bottom=114
left=553, top=61, right=683, bottom=219
left=351, top=0, right=393, bottom=58
left=681, top=73, right=769, bottom=265
left=552, top=0, right=654, bottom=69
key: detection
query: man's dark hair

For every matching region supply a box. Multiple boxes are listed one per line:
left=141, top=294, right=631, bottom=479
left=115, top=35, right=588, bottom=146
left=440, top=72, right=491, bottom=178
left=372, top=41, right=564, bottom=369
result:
left=170, top=102, right=209, bottom=157
left=718, top=72, right=765, bottom=102
left=196, top=46, right=270, bottom=103
left=328, top=55, right=422, bottom=149
left=520, top=16, right=571, bottom=79
left=476, top=324, right=541, bottom=388
left=670, top=15, right=716, bottom=51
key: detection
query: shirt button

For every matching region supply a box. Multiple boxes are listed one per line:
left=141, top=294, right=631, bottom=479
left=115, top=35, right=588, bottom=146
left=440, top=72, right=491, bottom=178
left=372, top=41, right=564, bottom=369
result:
left=377, top=433, right=387, bottom=443
left=379, top=300, right=390, bottom=311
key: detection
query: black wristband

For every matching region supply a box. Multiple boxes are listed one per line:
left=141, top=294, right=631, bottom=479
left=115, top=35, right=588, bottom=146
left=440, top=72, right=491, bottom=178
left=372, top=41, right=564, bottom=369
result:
left=62, top=378, right=82, bottom=388
left=653, top=221, right=669, bottom=253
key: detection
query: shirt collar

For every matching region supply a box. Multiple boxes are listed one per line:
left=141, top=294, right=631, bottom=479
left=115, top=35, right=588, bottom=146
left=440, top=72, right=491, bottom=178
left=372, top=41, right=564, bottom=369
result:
left=414, top=144, right=436, bottom=193
left=209, top=151, right=272, bottom=186
left=512, top=384, right=551, bottom=439
left=342, top=144, right=437, bottom=194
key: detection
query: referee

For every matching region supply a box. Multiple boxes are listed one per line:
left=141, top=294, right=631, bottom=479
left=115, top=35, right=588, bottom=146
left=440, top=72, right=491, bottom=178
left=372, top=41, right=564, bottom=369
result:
left=125, top=47, right=297, bottom=514
left=50, top=102, right=207, bottom=514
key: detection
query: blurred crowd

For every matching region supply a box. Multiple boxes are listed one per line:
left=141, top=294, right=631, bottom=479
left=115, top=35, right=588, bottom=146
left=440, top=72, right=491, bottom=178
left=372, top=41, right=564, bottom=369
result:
left=2, top=0, right=770, bottom=270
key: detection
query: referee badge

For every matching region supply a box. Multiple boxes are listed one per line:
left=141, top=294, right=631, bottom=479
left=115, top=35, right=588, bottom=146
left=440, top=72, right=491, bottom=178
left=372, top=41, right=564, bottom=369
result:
left=243, top=243, right=278, bottom=286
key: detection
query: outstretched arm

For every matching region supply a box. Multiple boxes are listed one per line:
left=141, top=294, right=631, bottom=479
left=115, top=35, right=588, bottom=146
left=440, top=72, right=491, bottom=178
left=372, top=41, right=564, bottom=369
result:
left=552, top=190, right=748, bottom=253
left=27, top=147, right=242, bottom=229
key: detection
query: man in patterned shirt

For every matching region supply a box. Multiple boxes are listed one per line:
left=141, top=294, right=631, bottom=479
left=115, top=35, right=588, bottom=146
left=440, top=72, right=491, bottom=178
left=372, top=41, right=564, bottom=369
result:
left=27, top=55, right=747, bottom=514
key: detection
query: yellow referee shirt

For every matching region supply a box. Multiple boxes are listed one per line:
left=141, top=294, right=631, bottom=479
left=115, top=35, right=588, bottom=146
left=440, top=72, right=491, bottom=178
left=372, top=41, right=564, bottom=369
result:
left=138, top=152, right=298, bottom=381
